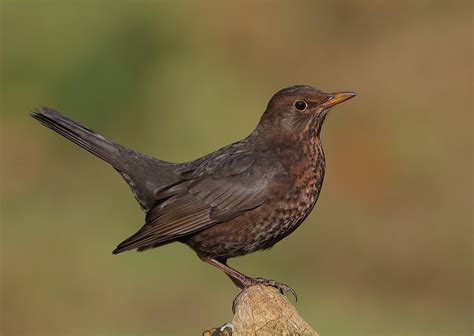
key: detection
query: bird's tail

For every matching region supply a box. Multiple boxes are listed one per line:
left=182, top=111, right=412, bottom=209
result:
left=31, top=107, right=180, bottom=210
left=31, top=107, right=128, bottom=171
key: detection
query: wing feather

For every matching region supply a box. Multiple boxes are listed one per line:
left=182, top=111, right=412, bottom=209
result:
left=113, top=150, right=283, bottom=254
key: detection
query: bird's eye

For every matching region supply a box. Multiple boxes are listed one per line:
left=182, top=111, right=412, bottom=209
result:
left=294, top=100, right=307, bottom=111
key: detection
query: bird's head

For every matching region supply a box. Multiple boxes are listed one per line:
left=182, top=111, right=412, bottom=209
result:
left=257, top=85, right=356, bottom=140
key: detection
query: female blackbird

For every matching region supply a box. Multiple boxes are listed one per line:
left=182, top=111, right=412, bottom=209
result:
left=32, top=85, right=355, bottom=301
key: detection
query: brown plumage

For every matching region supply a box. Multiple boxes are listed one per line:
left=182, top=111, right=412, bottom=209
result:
left=31, top=85, right=355, bottom=303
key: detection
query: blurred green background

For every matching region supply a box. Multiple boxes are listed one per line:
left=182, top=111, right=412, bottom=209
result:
left=1, top=1, right=472, bottom=335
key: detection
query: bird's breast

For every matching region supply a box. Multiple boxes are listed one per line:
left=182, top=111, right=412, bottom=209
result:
left=267, top=139, right=326, bottom=237
left=186, top=139, right=326, bottom=259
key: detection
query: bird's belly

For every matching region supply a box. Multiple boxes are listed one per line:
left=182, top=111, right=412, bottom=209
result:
left=186, top=189, right=319, bottom=260
left=186, top=146, right=325, bottom=260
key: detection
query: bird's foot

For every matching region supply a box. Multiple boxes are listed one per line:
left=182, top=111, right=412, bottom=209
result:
left=245, top=277, right=298, bottom=301
left=232, top=277, right=297, bottom=313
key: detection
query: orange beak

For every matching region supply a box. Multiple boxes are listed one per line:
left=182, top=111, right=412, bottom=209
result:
left=320, top=92, right=356, bottom=109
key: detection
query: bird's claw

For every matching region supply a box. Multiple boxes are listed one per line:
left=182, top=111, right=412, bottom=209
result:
left=252, top=277, right=298, bottom=302
left=232, top=290, right=244, bottom=314
left=231, top=277, right=298, bottom=313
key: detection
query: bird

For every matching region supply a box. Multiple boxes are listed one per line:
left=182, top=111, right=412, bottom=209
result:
left=32, top=85, right=355, bottom=306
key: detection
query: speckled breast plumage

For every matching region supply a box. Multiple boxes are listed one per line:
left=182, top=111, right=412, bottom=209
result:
left=187, top=139, right=325, bottom=260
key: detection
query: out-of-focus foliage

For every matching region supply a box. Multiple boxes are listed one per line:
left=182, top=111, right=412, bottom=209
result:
left=1, top=1, right=471, bottom=335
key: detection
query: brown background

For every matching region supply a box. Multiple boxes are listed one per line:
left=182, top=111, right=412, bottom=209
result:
left=1, top=1, right=472, bottom=335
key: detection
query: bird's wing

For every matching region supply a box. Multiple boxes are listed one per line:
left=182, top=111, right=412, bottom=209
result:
left=113, top=150, right=284, bottom=253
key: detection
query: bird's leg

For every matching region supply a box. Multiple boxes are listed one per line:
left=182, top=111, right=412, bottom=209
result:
left=205, top=258, right=297, bottom=312
left=205, top=258, right=250, bottom=288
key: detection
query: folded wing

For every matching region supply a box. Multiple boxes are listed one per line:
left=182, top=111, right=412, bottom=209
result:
left=113, top=150, right=283, bottom=253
